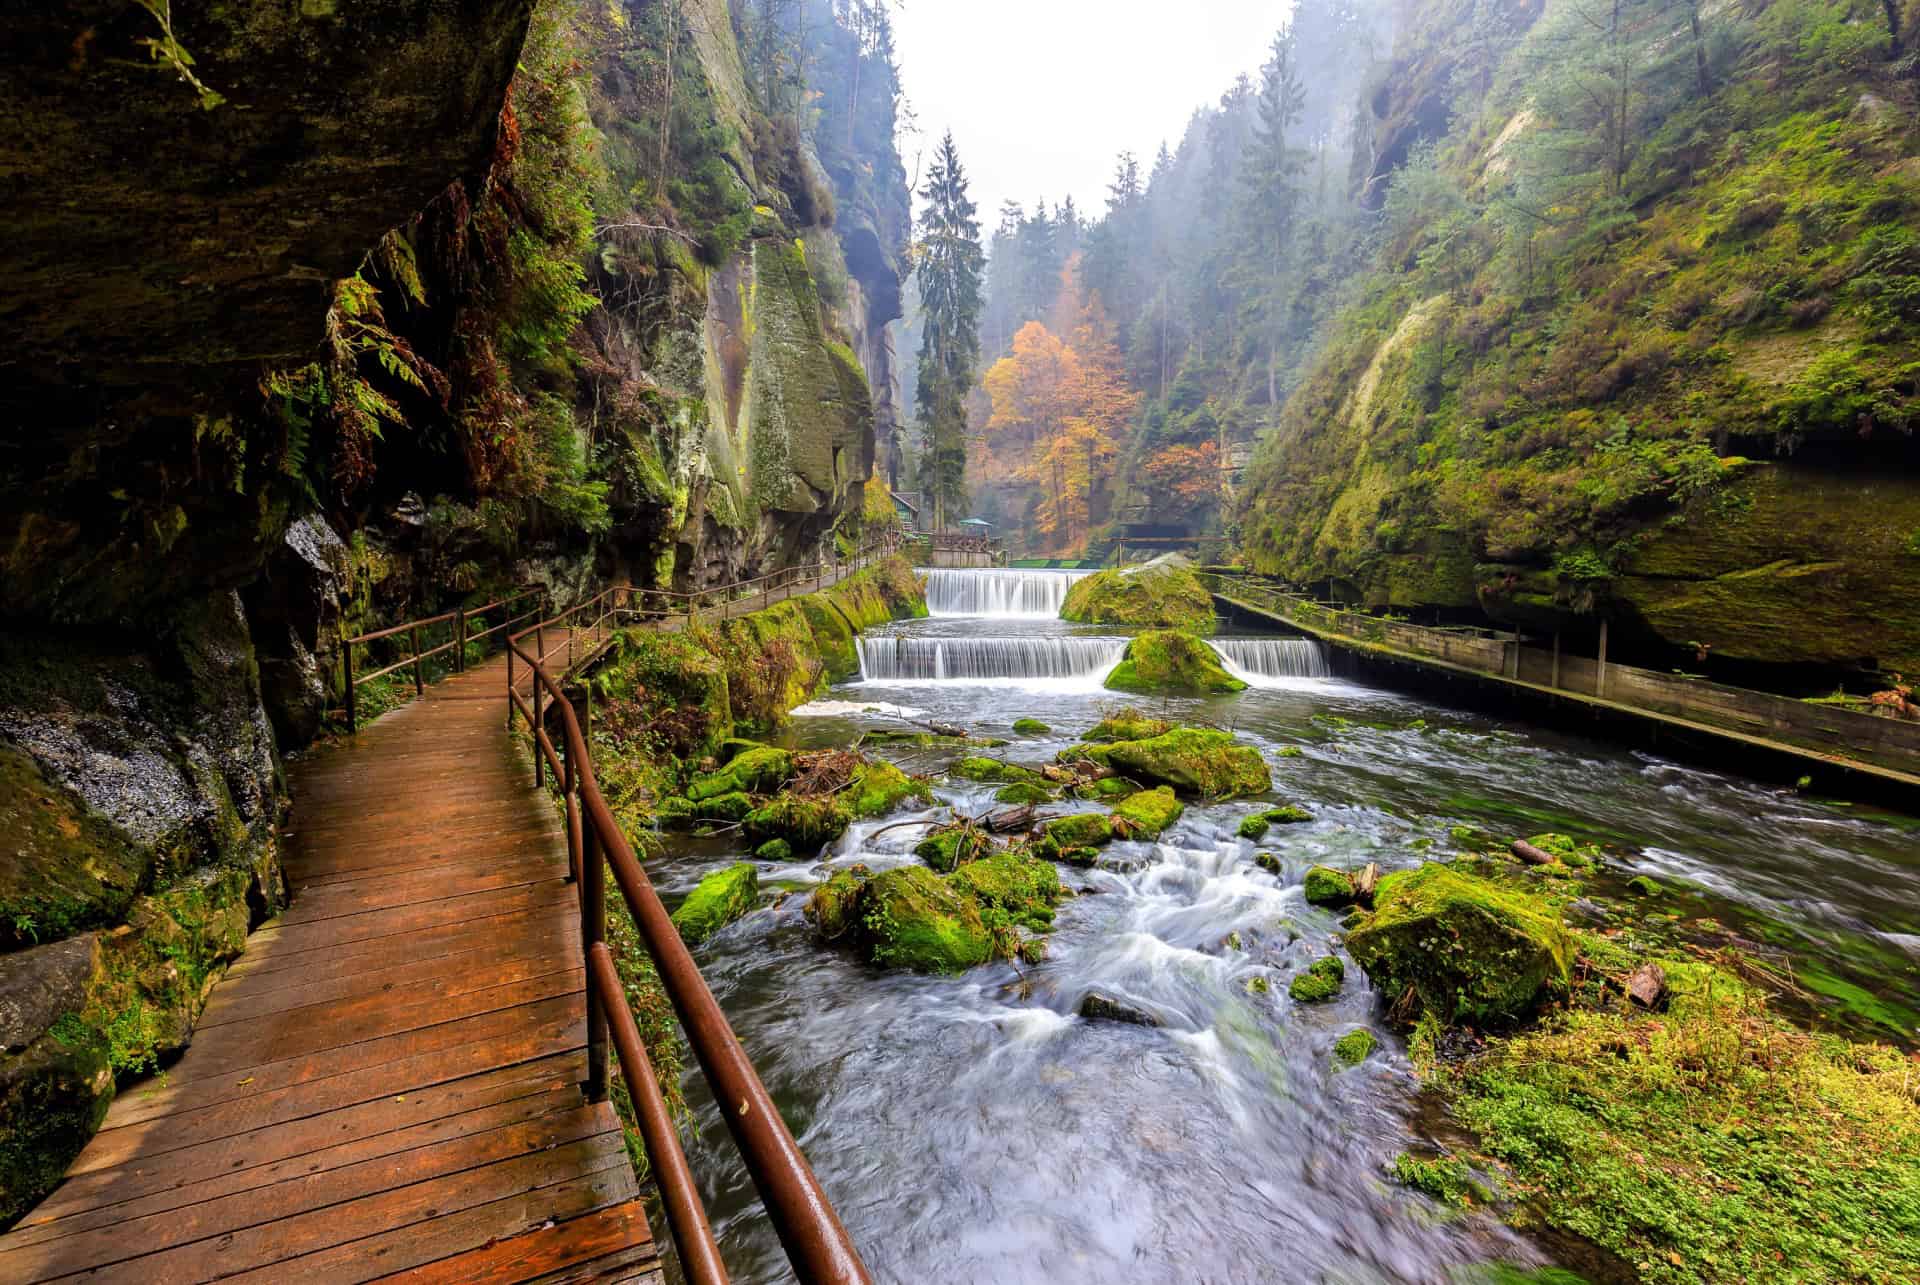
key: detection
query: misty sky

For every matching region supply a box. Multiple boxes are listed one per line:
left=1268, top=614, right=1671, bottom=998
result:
left=890, top=0, right=1295, bottom=231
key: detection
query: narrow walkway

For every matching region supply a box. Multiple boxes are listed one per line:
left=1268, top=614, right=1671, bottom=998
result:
left=0, top=659, right=657, bottom=1283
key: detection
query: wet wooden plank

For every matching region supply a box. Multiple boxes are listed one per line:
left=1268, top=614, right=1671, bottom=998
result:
left=379, top=1200, right=658, bottom=1284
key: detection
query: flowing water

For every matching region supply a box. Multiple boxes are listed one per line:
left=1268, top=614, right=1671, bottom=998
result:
left=925, top=567, right=1094, bottom=617
left=652, top=573, right=1920, bottom=1283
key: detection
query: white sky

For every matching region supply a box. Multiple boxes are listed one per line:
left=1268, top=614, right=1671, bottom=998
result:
left=890, top=0, right=1295, bottom=229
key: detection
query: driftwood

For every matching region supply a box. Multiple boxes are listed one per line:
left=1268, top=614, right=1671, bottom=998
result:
left=911, top=717, right=968, bottom=738
left=983, top=804, right=1039, bottom=834
left=1624, top=962, right=1668, bottom=1009
left=1353, top=862, right=1380, bottom=904
left=1510, top=839, right=1556, bottom=866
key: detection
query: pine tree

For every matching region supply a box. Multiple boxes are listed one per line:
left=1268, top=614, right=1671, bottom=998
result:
left=1237, top=31, right=1308, bottom=407
left=913, top=131, right=985, bottom=529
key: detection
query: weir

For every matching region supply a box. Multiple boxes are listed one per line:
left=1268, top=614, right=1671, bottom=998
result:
left=856, top=635, right=1127, bottom=683
left=923, top=568, right=1092, bottom=617
left=1211, top=637, right=1333, bottom=684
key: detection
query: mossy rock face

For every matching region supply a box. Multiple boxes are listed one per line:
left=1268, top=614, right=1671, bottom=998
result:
left=854, top=865, right=992, bottom=973
left=743, top=793, right=850, bottom=850
left=598, top=631, right=733, bottom=760
left=690, top=791, right=755, bottom=823
left=951, top=756, right=1047, bottom=785
left=1082, top=711, right=1173, bottom=743
left=1111, top=787, right=1183, bottom=838
left=671, top=863, right=760, bottom=946
left=1099, top=729, right=1271, bottom=800
left=0, top=746, right=146, bottom=951
left=718, top=737, right=766, bottom=763
left=1333, top=1028, right=1378, bottom=1066
left=1289, top=955, right=1345, bottom=1003
left=1104, top=631, right=1247, bottom=695
left=1059, top=555, right=1215, bottom=633
left=845, top=761, right=932, bottom=819
left=914, top=827, right=991, bottom=874
left=1303, top=866, right=1356, bottom=906
left=1238, top=806, right=1314, bottom=840
left=947, top=850, right=1062, bottom=932
left=1346, top=865, right=1572, bottom=1025
left=805, top=865, right=870, bottom=941
left=1012, top=718, right=1051, bottom=735
left=1038, top=812, right=1113, bottom=855
left=994, top=782, right=1054, bottom=805
left=686, top=746, right=792, bottom=801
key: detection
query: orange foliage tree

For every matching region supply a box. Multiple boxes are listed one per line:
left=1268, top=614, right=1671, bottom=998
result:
left=1141, top=440, right=1222, bottom=522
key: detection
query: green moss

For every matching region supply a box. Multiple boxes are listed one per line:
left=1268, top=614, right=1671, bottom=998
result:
left=951, top=756, right=1047, bottom=784
left=1099, top=728, right=1271, bottom=800
left=1038, top=812, right=1113, bottom=852
left=686, top=746, right=791, bottom=801
left=845, top=761, right=932, bottom=819
left=689, top=790, right=754, bottom=823
left=593, top=630, right=732, bottom=760
left=1346, top=865, right=1572, bottom=1025
left=1625, top=874, right=1665, bottom=896
left=1012, top=718, right=1052, bottom=735
left=993, top=782, right=1054, bottom=805
left=1302, top=865, right=1355, bottom=906
left=805, top=864, right=869, bottom=940
left=1389, top=1153, right=1482, bottom=1206
left=1333, top=1028, right=1378, bottom=1066
left=856, top=865, right=992, bottom=973
left=1079, top=776, right=1138, bottom=801
left=670, top=863, right=759, bottom=946
left=947, top=850, right=1062, bottom=933
left=1239, top=805, right=1314, bottom=840
left=1060, top=555, right=1216, bottom=632
left=1103, top=630, right=1247, bottom=695
left=1289, top=955, right=1345, bottom=1003
left=1524, top=832, right=1600, bottom=868
left=754, top=838, right=792, bottom=862
left=743, top=792, right=849, bottom=851
left=915, top=826, right=991, bottom=873
left=0, top=745, right=148, bottom=950
left=1111, top=786, right=1183, bottom=838
left=1082, top=710, right=1173, bottom=743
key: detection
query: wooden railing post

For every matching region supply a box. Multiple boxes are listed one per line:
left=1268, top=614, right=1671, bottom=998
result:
left=582, top=818, right=609, bottom=1103
left=342, top=634, right=357, bottom=735
left=410, top=624, right=425, bottom=695
left=454, top=606, right=466, bottom=673
left=1597, top=619, right=1610, bottom=699
left=532, top=668, right=545, bottom=788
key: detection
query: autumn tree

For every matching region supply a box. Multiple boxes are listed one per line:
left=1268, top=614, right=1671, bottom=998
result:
left=913, top=131, right=985, bottom=528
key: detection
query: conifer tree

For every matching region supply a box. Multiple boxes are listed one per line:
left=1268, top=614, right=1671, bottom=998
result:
left=913, top=131, right=985, bottom=529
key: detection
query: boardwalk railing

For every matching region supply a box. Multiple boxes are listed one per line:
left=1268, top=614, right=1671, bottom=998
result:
left=1199, top=571, right=1920, bottom=779
left=339, top=585, right=546, bottom=732
left=499, top=546, right=905, bottom=1285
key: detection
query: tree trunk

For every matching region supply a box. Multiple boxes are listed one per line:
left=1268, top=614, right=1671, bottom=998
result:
left=1882, top=0, right=1903, bottom=58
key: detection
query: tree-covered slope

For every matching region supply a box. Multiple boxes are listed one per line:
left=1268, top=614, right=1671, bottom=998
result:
left=1238, top=0, right=1920, bottom=676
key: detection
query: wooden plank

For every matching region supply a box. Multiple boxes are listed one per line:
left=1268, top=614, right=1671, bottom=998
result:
left=378, top=1201, right=656, bottom=1285
left=238, top=879, right=577, bottom=959
left=221, top=901, right=577, bottom=990
left=26, top=1054, right=581, bottom=1224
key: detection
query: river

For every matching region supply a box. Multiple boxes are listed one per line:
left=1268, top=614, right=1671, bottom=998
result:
left=653, top=569, right=1920, bottom=1283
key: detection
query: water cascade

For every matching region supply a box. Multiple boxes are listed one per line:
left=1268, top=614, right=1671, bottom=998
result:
left=856, top=635, right=1127, bottom=683
left=924, top=568, right=1092, bottom=617
left=1210, top=638, right=1333, bottom=684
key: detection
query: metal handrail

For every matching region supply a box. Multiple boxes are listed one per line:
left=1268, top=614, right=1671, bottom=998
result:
left=339, top=586, right=546, bottom=731
left=502, top=542, right=902, bottom=1284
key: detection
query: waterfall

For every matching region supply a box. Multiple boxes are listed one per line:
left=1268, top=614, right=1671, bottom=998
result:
left=1210, top=638, right=1333, bottom=685
left=924, top=569, right=1093, bottom=617
left=857, top=636, right=1128, bottom=683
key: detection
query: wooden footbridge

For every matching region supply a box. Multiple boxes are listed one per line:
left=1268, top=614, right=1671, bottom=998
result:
left=0, top=551, right=895, bottom=1283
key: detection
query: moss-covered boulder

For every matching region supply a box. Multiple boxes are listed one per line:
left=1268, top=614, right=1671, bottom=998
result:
left=1082, top=710, right=1173, bottom=743
left=1303, top=865, right=1356, bottom=906
left=1099, top=729, right=1271, bottom=800
left=1111, top=787, right=1183, bottom=838
left=1059, top=554, right=1215, bottom=633
left=1077, top=775, right=1138, bottom=801
left=914, top=825, right=993, bottom=874
left=1290, top=955, right=1345, bottom=1003
left=845, top=761, right=933, bottom=818
left=1345, top=865, right=1573, bottom=1025
left=1104, top=631, right=1246, bottom=695
left=671, top=864, right=760, bottom=946
left=686, top=746, right=792, bottom=801
left=744, top=793, right=850, bottom=850
left=804, top=865, right=870, bottom=941
left=854, top=866, right=993, bottom=973
left=994, top=781, right=1054, bottom=805
left=689, top=791, right=756, bottom=824
left=754, top=838, right=792, bottom=862
left=947, top=850, right=1062, bottom=932
left=951, top=756, right=1048, bottom=785
left=1333, top=1028, right=1377, bottom=1066
left=1036, top=812, right=1113, bottom=858
left=1238, top=806, right=1313, bottom=840
left=1012, top=718, right=1052, bottom=735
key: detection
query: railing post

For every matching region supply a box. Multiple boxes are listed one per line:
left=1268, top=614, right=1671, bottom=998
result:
left=505, top=645, right=514, bottom=727
left=582, top=819, right=609, bottom=1103
left=1597, top=619, right=1610, bottom=699
left=454, top=606, right=466, bottom=673
left=1551, top=630, right=1562, bottom=690
left=342, top=634, right=356, bottom=735
left=532, top=674, right=545, bottom=788
left=411, top=624, right=425, bottom=695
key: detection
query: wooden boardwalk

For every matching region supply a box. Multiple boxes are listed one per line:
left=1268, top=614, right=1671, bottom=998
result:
left=0, top=658, right=657, bottom=1283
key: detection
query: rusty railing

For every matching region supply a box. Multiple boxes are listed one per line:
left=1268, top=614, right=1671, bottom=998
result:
left=500, top=545, right=905, bottom=1283
left=338, top=585, right=546, bottom=732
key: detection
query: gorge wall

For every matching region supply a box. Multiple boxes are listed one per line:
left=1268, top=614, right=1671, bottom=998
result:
left=0, top=0, right=908, bottom=1223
